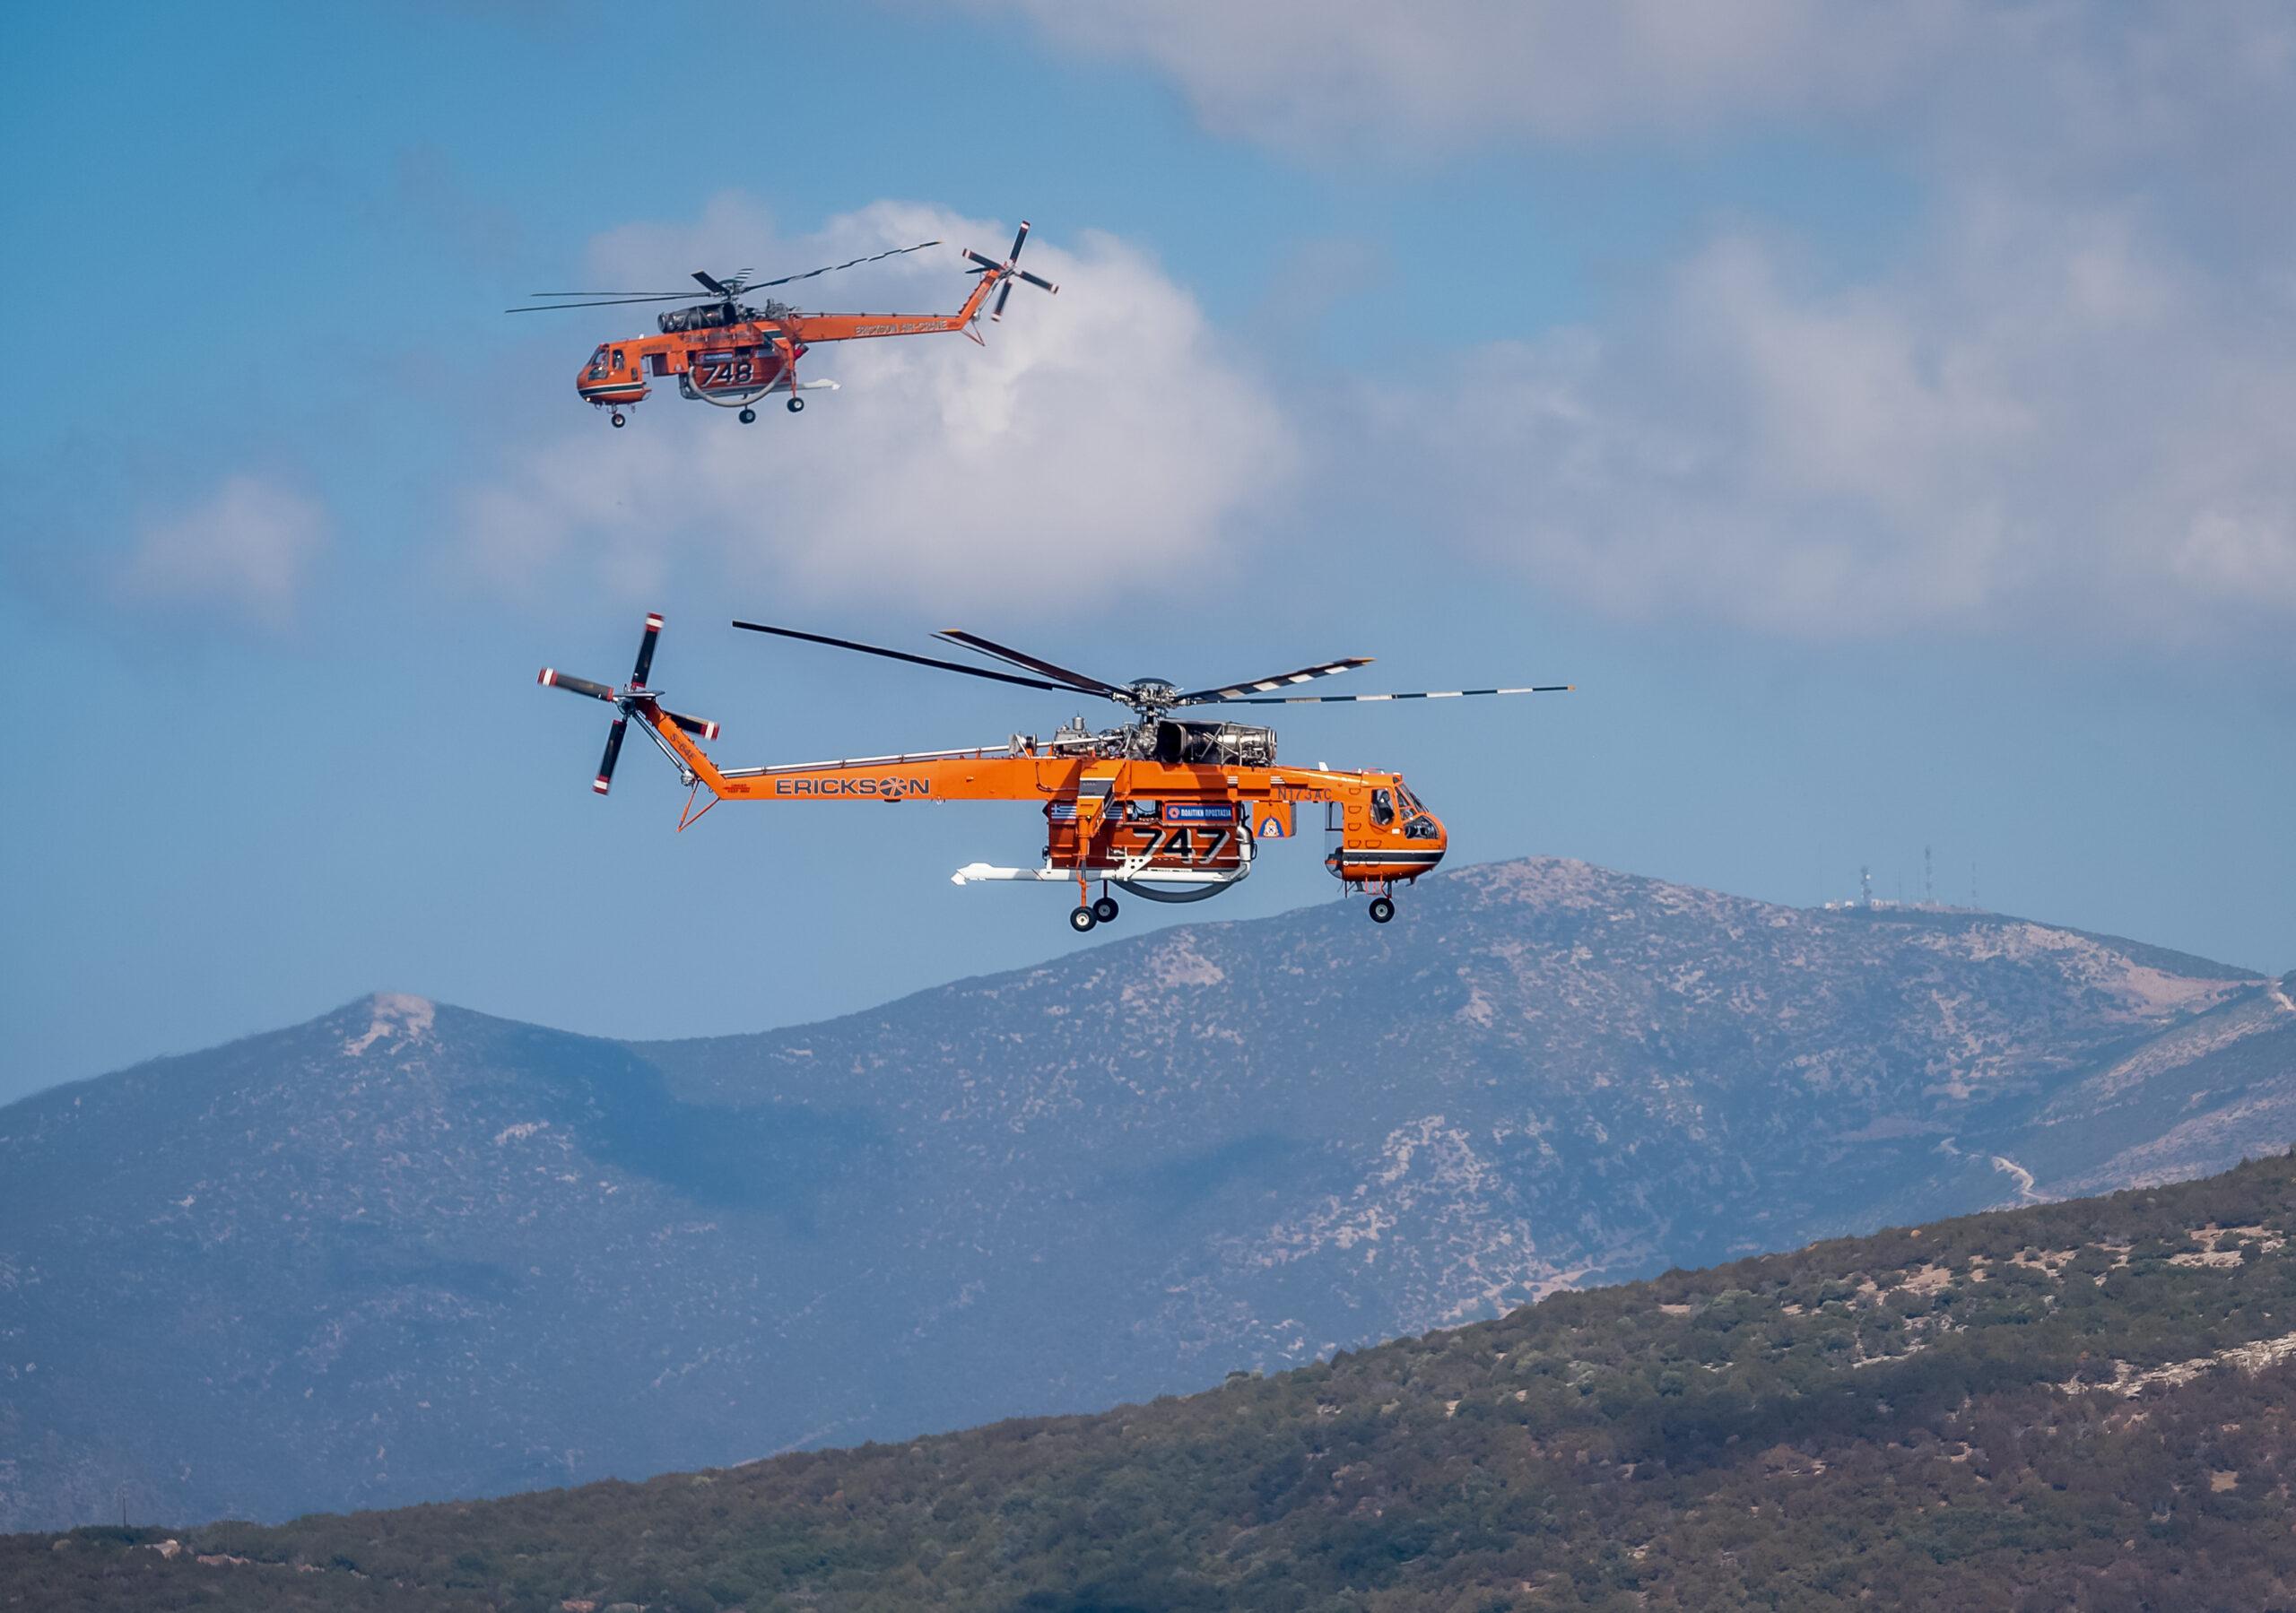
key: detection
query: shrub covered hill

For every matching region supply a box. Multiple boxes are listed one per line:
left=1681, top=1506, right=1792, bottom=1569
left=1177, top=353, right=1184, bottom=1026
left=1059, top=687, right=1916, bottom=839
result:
left=18, top=1153, right=2296, bottom=1610
left=4, top=859, right=2293, bottom=1532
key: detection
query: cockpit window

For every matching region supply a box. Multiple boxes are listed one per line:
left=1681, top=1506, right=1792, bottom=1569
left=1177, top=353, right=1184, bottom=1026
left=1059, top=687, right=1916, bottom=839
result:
left=1370, top=787, right=1396, bottom=827
left=587, top=344, right=610, bottom=378
left=1405, top=815, right=1439, bottom=840
left=1396, top=783, right=1424, bottom=814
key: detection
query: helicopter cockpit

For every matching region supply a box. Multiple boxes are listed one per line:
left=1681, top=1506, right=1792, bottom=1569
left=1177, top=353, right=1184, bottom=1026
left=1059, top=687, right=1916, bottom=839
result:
left=1378, top=781, right=1441, bottom=840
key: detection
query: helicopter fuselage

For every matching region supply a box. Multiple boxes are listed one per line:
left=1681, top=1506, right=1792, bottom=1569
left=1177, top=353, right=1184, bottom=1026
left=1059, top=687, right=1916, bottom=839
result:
left=641, top=708, right=1449, bottom=897
left=572, top=279, right=1004, bottom=423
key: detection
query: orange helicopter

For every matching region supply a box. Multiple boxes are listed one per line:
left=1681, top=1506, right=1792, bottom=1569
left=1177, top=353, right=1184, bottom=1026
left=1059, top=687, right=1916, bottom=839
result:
left=507, top=222, right=1059, bottom=428
left=536, top=614, right=1571, bottom=930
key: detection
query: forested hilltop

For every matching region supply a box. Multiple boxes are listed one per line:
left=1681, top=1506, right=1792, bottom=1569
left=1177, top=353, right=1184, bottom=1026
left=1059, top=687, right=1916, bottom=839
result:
left=15, top=1152, right=2296, bottom=1611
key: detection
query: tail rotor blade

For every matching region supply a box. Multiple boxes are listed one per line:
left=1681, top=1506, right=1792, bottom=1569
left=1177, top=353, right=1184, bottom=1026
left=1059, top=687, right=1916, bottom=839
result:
left=992, top=280, right=1013, bottom=322
left=631, top=611, right=664, bottom=688
left=963, top=248, right=1003, bottom=272
left=665, top=708, right=720, bottom=741
left=538, top=668, right=616, bottom=702
left=595, top=717, right=627, bottom=795
left=1015, top=269, right=1058, bottom=294
left=1007, top=220, right=1031, bottom=263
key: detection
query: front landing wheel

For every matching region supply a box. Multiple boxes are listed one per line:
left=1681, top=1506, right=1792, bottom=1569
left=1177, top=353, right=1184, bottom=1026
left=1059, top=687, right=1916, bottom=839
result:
left=610, top=411, right=627, bottom=429
left=787, top=395, right=805, bottom=413
left=1091, top=896, right=1120, bottom=924
left=1368, top=897, right=1396, bottom=924
left=1069, top=905, right=1098, bottom=933
left=739, top=407, right=757, bottom=424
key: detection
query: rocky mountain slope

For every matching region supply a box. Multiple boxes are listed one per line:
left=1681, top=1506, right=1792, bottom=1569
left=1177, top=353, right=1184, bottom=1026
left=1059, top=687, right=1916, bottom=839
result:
left=19, top=1153, right=2296, bottom=1610
left=2, top=858, right=2289, bottom=1531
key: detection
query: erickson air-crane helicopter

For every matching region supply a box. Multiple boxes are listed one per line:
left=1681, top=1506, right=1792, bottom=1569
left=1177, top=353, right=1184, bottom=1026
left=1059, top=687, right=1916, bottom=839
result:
left=535, top=614, right=1570, bottom=931
left=507, top=221, right=1058, bottom=427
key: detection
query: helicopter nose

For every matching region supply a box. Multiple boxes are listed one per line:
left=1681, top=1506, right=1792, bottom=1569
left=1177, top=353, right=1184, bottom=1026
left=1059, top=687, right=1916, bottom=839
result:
left=1411, top=811, right=1448, bottom=861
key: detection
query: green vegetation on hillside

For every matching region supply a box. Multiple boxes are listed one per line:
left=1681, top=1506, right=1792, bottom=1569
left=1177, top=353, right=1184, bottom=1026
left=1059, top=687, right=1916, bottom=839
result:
left=13, top=1153, right=2296, bottom=1610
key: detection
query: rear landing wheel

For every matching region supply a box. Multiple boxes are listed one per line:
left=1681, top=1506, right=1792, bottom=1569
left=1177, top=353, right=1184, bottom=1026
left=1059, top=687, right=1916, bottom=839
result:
left=787, top=395, right=805, bottom=413
left=610, top=412, right=626, bottom=429
left=1091, top=896, right=1120, bottom=924
left=1368, top=897, right=1396, bottom=924
left=1068, top=905, right=1098, bottom=933
left=739, top=407, right=757, bottom=424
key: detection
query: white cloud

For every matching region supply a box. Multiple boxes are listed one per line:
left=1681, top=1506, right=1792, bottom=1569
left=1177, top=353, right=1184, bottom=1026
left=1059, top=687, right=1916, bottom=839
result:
left=119, top=475, right=329, bottom=629
left=965, top=0, right=1965, bottom=152
left=969, top=1, right=2294, bottom=170
left=1339, top=194, right=2296, bottom=643
left=958, top=0, right=2296, bottom=646
left=458, top=200, right=1293, bottom=611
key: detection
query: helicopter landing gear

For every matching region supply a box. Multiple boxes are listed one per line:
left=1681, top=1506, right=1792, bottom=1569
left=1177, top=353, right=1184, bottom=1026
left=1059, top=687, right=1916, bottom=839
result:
left=1368, top=896, right=1396, bottom=924
left=609, top=411, right=627, bottom=429
left=787, top=395, right=805, bottom=413
left=1069, top=905, right=1098, bottom=933
left=1091, top=895, right=1120, bottom=925
left=739, top=407, right=757, bottom=424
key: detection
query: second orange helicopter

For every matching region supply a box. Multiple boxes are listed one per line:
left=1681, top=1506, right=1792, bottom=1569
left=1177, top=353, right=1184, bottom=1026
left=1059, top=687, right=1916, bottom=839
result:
left=509, top=221, right=1059, bottom=428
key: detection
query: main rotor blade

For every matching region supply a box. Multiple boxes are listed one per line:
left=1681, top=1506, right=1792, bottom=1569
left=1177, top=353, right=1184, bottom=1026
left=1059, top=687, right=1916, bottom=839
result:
left=743, top=238, right=944, bottom=292
left=631, top=611, right=663, bottom=688
left=506, top=293, right=721, bottom=313
left=1204, top=685, right=1576, bottom=706
left=595, top=717, right=627, bottom=795
left=524, top=290, right=708, bottom=299
left=538, top=668, right=616, bottom=701
left=1173, top=659, right=1373, bottom=705
left=513, top=243, right=938, bottom=312
left=932, top=630, right=1126, bottom=698
left=732, top=620, right=1076, bottom=693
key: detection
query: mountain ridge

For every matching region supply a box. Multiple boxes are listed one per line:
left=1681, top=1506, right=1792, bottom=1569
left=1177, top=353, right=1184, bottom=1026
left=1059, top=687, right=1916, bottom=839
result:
left=3, top=856, right=2291, bottom=1532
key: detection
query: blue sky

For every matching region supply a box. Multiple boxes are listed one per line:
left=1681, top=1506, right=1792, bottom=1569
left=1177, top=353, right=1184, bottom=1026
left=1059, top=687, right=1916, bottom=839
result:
left=3, top=1, right=2291, bottom=1102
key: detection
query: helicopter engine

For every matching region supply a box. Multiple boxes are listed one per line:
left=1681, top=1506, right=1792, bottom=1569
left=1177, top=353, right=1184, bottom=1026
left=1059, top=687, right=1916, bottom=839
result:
left=1148, top=719, right=1276, bottom=767
left=658, top=303, right=746, bottom=333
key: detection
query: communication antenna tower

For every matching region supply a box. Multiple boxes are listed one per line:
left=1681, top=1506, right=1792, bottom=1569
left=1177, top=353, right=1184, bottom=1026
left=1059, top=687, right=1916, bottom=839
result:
left=1860, top=864, right=1874, bottom=908
left=1924, top=845, right=1935, bottom=907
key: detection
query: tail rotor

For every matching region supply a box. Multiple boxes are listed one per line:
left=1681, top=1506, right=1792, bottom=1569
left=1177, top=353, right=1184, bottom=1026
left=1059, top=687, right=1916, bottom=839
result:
left=963, top=220, right=1060, bottom=324
left=536, top=612, right=718, bottom=797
